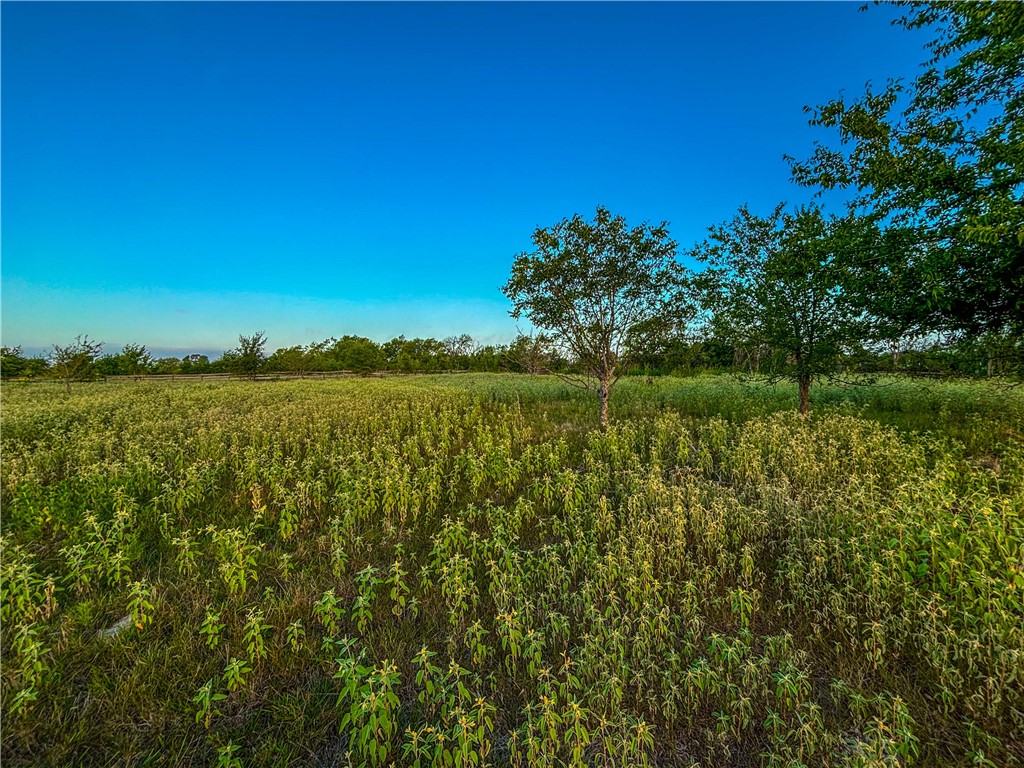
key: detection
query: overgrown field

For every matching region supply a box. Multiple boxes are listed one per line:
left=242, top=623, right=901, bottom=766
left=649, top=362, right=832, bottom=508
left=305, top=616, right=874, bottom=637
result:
left=2, top=375, right=1022, bottom=767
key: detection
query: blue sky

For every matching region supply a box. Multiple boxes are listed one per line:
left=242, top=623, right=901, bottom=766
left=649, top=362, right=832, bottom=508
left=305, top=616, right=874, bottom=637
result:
left=2, top=2, right=933, bottom=357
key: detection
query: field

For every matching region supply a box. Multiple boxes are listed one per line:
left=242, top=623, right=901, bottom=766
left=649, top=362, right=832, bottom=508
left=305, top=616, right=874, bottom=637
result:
left=2, top=374, right=1022, bottom=767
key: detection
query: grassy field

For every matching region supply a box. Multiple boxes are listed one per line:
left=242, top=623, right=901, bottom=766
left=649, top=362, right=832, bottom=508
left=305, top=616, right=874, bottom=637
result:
left=2, top=374, right=1022, bottom=767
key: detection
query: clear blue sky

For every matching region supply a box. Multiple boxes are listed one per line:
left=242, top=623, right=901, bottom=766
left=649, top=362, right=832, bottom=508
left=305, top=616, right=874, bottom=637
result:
left=2, top=1, right=932, bottom=358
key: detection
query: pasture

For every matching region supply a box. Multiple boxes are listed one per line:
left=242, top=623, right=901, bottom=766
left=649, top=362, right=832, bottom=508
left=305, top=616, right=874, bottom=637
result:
left=2, top=375, right=1021, bottom=767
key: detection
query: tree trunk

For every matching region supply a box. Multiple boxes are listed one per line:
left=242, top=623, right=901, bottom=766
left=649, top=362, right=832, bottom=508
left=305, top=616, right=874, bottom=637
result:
left=598, top=381, right=611, bottom=429
left=798, top=375, right=811, bottom=415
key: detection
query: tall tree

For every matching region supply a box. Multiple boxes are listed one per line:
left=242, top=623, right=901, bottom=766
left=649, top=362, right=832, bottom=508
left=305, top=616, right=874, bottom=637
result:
left=503, top=206, right=688, bottom=427
left=693, top=205, right=876, bottom=414
left=787, top=2, right=1024, bottom=337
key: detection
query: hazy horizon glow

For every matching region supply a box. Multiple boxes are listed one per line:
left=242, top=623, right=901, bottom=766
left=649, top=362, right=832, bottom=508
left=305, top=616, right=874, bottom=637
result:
left=2, top=2, right=933, bottom=354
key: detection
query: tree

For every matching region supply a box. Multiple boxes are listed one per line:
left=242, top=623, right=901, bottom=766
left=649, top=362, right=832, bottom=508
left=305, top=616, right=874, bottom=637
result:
left=267, top=345, right=313, bottom=374
left=503, top=206, right=688, bottom=428
left=119, top=343, right=154, bottom=374
left=787, top=2, right=1024, bottom=337
left=96, top=344, right=155, bottom=376
left=226, top=332, right=268, bottom=379
left=627, top=334, right=735, bottom=376
left=382, top=336, right=446, bottom=373
left=466, top=344, right=505, bottom=373
left=50, top=335, right=104, bottom=391
left=442, top=334, right=475, bottom=368
left=329, top=336, right=385, bottom=374
left=153, top=357, right=182, bottom=375
left=0, top=346, right=44, bottom=380
left=504, top=332, right=554, bottom=376
left=693, top=204, right=877, bottom=414
left=179, top=354, right=211, bottom=374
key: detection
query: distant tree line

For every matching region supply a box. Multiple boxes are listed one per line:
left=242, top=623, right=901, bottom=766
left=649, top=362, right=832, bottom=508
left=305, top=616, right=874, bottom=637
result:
left=0, top=332, right=553, bottom=383
left=2, top=326, right=1018, bottom=387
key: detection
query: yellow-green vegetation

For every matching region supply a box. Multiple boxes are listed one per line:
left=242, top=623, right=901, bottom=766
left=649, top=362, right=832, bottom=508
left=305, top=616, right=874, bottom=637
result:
left=2, top=375, right=1022, bottom=767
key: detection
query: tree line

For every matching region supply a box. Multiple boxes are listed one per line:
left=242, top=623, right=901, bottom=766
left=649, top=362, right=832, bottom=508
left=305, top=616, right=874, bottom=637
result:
left=0, top=334, right=508, bottom=382
left=1, top=322, right=1016, bottom=389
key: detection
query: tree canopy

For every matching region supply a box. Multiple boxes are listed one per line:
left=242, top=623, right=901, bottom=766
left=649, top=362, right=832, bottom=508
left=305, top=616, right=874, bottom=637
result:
left=787, top=1, right=1024, bottom=336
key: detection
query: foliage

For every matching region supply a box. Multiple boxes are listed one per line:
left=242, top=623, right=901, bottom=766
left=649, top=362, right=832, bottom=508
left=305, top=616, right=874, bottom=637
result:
left=787, top=1, right=1024, bottom=336
left=383, top=336, right=450, bottom=373
left=0, top=347, right=49, bottom=380
left=224, top=332, right=268, bottom=379
left=503, top=206, right=690, bottom=426
left=505, top=332, right=556, bottom=376
left=6, top=327, right=1021, bottom=383
left=324, top=335, right=387, bottom=374
left=265, top=345, right=311, bottom=374
left=142, top=357, right=174, bottom=375
left=442, top=334, right=476, bottom=364
left=48, top=335, right=103, bottom=391
left=179, top=353, right=212, bottom=374
left=95, top=344, right=155, bottom=377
